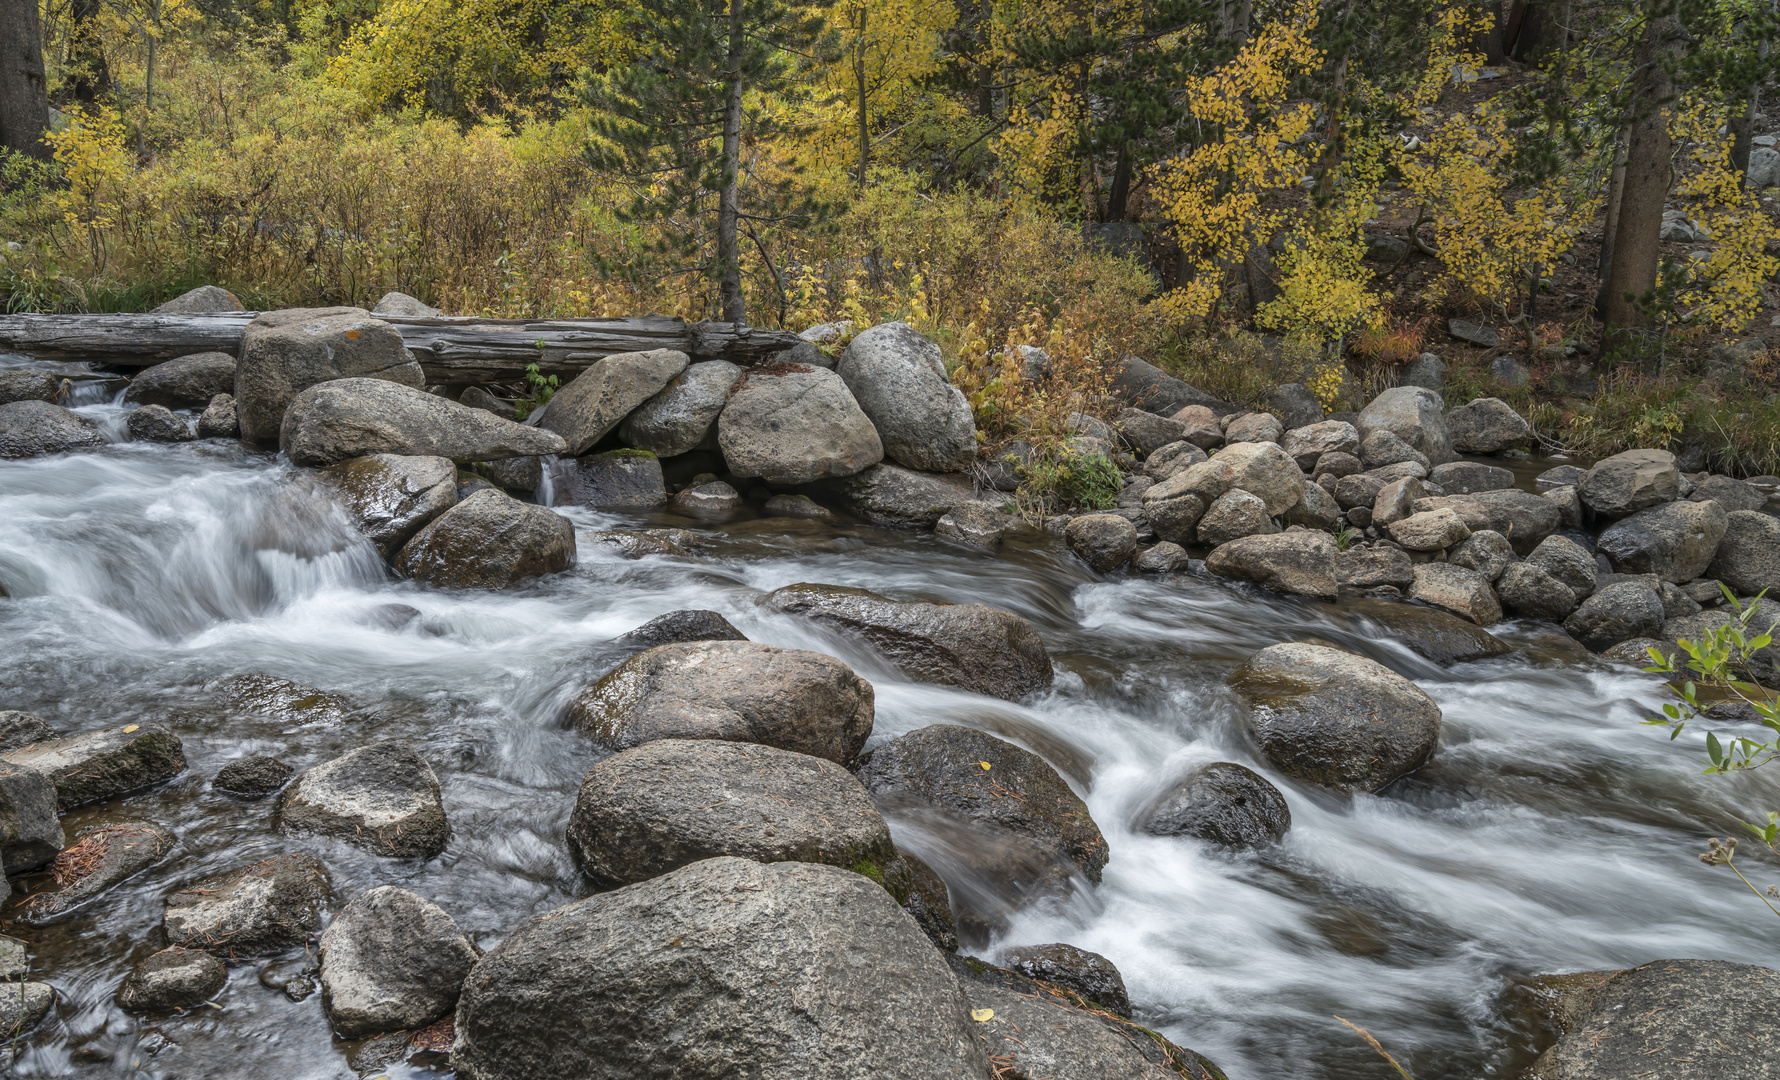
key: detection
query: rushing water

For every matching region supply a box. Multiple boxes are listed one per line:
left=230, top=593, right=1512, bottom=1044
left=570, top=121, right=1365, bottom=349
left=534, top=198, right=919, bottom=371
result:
left=2, top=390, right=1779, bottom=1080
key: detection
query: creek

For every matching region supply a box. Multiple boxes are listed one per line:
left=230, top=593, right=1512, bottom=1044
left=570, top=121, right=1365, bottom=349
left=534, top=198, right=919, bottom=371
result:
left=2, top=390, right=1778, bottom=1080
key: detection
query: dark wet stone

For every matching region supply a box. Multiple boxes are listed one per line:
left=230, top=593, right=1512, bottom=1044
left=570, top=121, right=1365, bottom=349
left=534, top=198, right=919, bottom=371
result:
left=392, top=489, right=577, bottom=590
left=123, top=353, right=237, bottom=410
left=614, top=609, right=747, bottom=648
left=208, top=673, right=349, bottom=724
left=1353, top=601, right=1513, bottom=664
left=900, top=849, right=957, bottom=953
left=117, top=947, right=226, bottom=1012
left=277, top=741, right=448, bottom=860
left=127, top=404, right=196, bottom=443
left=0, top=400, right=106, bottom=459
left=1002, top=943, right=1133, bottom=1018
left=213, top=755, right=295, bottom=798
left=0, top=711, right=54, bottom=752
left=1, top=723, right=186, bottom=811
left=0, top=764, right=63, bottom=875
left=164, top=852, right=332, bottom=957
left=1141, top=762, right=1290, bottom=850
left=16, top=820, right=175, bottom=925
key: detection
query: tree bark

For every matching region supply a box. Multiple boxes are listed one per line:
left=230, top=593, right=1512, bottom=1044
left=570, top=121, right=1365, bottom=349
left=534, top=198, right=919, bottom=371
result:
left=1600, top=13, right=1685, bottom=346
left=0, top=313, right=801, bottom=383
left=68, top=0, right=111, bottom=106
left=718, top=0, right=747, bottom=325
left=0, top=0, right=52, bottom=161
left=1596, top=124, right=1631, bottom=282
left=855, top=3, right=869, bottom=190
left=1106, top=142, right=1133, bottom=222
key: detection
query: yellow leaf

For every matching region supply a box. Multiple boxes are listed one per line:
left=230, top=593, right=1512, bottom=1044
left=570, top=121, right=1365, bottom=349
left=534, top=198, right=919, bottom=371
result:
left=971, top=1008, right=995, bottom=1022
left=978, top=762, right=991, bottom=771
left=122, top=724, right=139, bottom=733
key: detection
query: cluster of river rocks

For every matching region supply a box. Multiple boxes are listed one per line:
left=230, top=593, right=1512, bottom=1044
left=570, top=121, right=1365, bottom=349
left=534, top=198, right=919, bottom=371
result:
left=1, top=289, right=1778, bottom=1077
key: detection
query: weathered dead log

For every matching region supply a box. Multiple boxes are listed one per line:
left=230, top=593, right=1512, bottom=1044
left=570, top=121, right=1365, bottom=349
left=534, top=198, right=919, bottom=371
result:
left=0, top=313, right=802, bottom=383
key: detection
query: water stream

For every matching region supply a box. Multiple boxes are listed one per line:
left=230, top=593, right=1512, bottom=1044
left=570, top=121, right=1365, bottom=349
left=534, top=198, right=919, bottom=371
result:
left=3, top=391, right=1778, bottom=1079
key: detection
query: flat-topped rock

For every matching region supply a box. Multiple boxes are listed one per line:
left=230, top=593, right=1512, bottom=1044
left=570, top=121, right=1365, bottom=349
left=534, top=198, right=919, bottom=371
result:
left=277, top=741, right=448, bottom=859
left=16, top=820, right=175, bottom=925
left=2, top=723, right=186, bottom=811
left=117, top=947, right=225, bottom=1012
left=164, top=852, right=332, bottom=957
left=281, top=378, right=567, bottom=465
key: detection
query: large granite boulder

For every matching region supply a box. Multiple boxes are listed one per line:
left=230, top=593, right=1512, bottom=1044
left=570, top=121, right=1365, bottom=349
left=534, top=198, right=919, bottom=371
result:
left=319, top=454, right=457, bottom=558
left=1204, top=531, right=1339, bottom=599
left=538, top=349, right=690, bottom=456
left=717, top=366, right=884, bottom=484
left=1163, top=441, right=1304, bottom=516
left=1388, top=507, right=1471, bottom=551
left=826, top=463, right=975, bottom=526
left=1445, top=397, right=1532, bottom=453
left=1526, top=535, right=1597, bottom=599
left=1579, top=449, right=1681, bottom=516
left=566, top=640, right=875, bottom=765
left=1111, top=356, right=1225, bottom=415
left=858, top=725, right=1107, bottom=886
left=1690, top=473, right=1768, bottom=513
left=566, top=739, right=896, bottom=890
left=1141, top=761, right=1290, bottom=849
left=0, top=400, right=105, bottom=459
left=1707, top=510, right=1780, bottom=596
left=1197, top=490, right=1278, bottom=546
left=838, top=322, right=976, bottom=472
left=124, top=352, right=238, bottom=409
left=553, top=450, right=667, bottom=508
left=1229, top=643, right=1442, bottom=792
left=1496, top=562, right=1579, bottom=621
left=391, top=489, right=576, bottom=590
left=236, top=307, right=423, bottom=444
left=163, top=852, right=332, bottom=956
left=1064, top=513, right=1137, bottom=572
left=280, top=378, right=567, bottom=465
left=0, top=369, right=59, bottom=406
left=1223, top=411, right=1283, bottom=445
left=1562, top=581, right=1666, bottom=651
left=764, top=583, right=1054, bottom=702
left=619, top=360, right=742, bottom=457
left=1447, top=529, right=1515, bottom=581
left=1357, top=386, right=1453, bottom=464
left=451, top=857, right=993, bottom=1080
left=1597, top=498, right=1728, bottom=583
left=277, top=741, right=448, bottom=859
left=320, top=886, right=477, bottom=1038
left=2, top=723, right=186, bottom=811
left=1358, top=429, right=1431, bottom=471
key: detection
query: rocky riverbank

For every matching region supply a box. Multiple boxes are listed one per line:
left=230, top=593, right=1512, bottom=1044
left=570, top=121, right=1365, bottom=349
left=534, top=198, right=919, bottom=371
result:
left=1, top=286, right=1778, bottom=1078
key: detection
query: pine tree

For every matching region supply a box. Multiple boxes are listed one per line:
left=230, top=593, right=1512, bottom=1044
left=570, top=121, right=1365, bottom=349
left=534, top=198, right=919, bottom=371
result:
left=581, top=0, right=835, bottom=324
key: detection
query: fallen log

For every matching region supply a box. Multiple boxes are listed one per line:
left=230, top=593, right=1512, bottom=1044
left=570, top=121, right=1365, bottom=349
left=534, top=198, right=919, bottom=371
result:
left=0, top=313, right=803, bottom=383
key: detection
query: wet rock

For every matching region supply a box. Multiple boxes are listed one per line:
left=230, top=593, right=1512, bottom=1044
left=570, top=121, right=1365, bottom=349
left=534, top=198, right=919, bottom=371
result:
left=558, top=449, right=671, bottom=509
left=392, top=489, right=576, bottom=590
left=1527, top=959, right=1780, bottom=1080
left=1579, top=449, right=1681, bottom=516
left=1372, top=476, right=1427, bottom=527
left=762, top=492, right=835, bottom=520
left=1269, top=383, right=1325, bottom=431
left=1281, top=421, right=1359, bottom=470
left=1230, top=642, right=1442, bottom=793
left=236, top=307, right=422, bottom=444
left=117, top=947, right=225, bottom=1012
left=1410, top=563, right=1502, bottom=625
left=615, top=609, right=746, bottom=648
left=0, top=711, right=53, bottom=752
left=196, top=393, right=238, bottom=439
left=1357, top=386, right=1452, bottom=465
left=0, top=981, right=55, bottom=1034
left=163, top=852, right=332, bottom=956
left=618, top=360, right=742, bottom=457
left=459, top=386, right=515, bottom=419
left=0, top=400, right=105, bottom=459
left=1447, top=529, right=1515, bottom=581
left=1388, top=507, right=1471, bottom=551
left=827, top=463, right=974, bottom=527
left=478, top=454, right=541, bottom=493
left=859, top=724, right=1107, bottom=884
left=208, top=673, right=349, bottom=724
left=586, top=528, right=693, bottom=558
left=952, top=957, right=1225, bottom=1080
left=1600, top=637, right=1671, bottom=666
left=839, top=322, right=976, bottom=472
left=1198, top=490, right=1279, bottom=546
left=1429, top=461, right=1515, bottom=494
left=1063, top=513, right=1136, bottom=572
left=0, top=369, right=60, bottom=405
left=1707, top=510, right=1780, bottom=596
left=1690, top=473, right=1768, bottom=513
left=320, top=886, right=477, bottom=1038
left=1336, top=545, right=1415, bottom=590
left=1172, top=404, right=1225, bottom=448
left=152, top=285, right=244, bottom=314
left=1112, top=355, right=1226, bottom=416
left=17, top=820, right=174, bottom=925
left=1223, top=411, right=1283, bottom=445
left=281, top=378, right=567, bottom=465
left=1142, top=761, right=1289, bottom=850
left=1133, top=541, right=1192, bottom=573
left=212, top=755, right=294, bottom=798
left=766, top=583, right=1053, bottom=701
left=319, top=453, right=457, bottom=558
left=1527, top=534, right=1598, bottom=598
left=934, top=503, right=1004, bottom=549
left=127, top=404, right=195, bottom=443
left=124, top=352, right=237, bottom=409
left=278, top=740, right=448, bottom=859
left=891, top=850, right=956, bottom=954
left=568, top=739, right=897, bottom=890
left=1597, top=498, right=1728, bottom=582
left=717, top=366, right=884, bottom=485
left=1284, top=479, right=1343, bottom=530
left=1205, top=531, right=1339, bottom=600
left=1562, top=581, right=1666, bottom=651
left=1496, top=562, right=1578, bottom=621
left=1357, top=602, right=1512, bottom=663
left=568, top=640, right=875, bottom=765
left=2, top=723, right=186, bottom=811
left=0, top=764, right=62, bottom=874
left=670, top=479, right=741, bottom=518
left=1003, top=944, right=1132, bottom=1019
left=457, top=859, right=994, bottom=1080
left=1113, top=408, right=1185, bottom=456
left=536, top=349, right=689, bottom=456
left=1358, top=429, right=1431, bottom=471
left=1445, top=397, right=1533, bottom=453
left=0, top=937, right=26, bottom=980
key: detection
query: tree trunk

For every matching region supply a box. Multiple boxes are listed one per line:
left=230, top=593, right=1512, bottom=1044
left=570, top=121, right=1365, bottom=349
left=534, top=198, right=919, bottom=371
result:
left=68, top=0, right=111, bottom=106
left=0, top=0, right=52, bottom=161
left=855, top=4, right=869, bottom=190
left=1601, top=13, right=1685, bottom=346
left=1106, top=142, right=1133, bottom=222
left=141, top=0, right=161, bottom=155
left=718, top=0, right=746, bottom=325
left=1596, top=124, right=1631, bottom=284
left=0, top=313, right=801, bottom=382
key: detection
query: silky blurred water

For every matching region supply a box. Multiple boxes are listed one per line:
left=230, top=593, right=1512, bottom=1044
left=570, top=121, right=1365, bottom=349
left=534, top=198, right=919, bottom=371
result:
left=1, top=402, right=1777, bottom=1080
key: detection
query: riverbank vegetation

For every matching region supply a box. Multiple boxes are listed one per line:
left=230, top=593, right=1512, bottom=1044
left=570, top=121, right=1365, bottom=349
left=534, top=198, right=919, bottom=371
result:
left=4, top=0, right=1780, bottom=473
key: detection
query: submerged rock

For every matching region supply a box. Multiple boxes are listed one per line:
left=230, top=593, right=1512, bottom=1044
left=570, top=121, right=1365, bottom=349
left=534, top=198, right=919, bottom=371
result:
left=320, top=886, right=477, bottom=1038
left=163, top=852, right=332, bottom=956
left=0, top=400, right=106, bottom=459
left=2, top=723, right=186, bottom=811
left=567, top=739, right=896, bottom=890
left=207, top=673, right=350, bottom=725
left=277, top=740, right=448, bottom=859
left=117, top=947, right=226, bottom=1012
left=16, top=820, right=175, bottom=925
left=567, top=640, right=874, bottom=765
left=212, top=755, right=295, bottom=798
left=1229, top=642, right=1441, bottom=793
left=765, top=582, right=1054, bottom=701
left=1141, top=761, right=1290, bottom=850
left=452, top=858, right=993, bottom=1080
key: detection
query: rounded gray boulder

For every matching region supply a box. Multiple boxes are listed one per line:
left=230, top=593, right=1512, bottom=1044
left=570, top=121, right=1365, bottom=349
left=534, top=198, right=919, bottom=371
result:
left=277, top=740, right=448, bottom=859
left=1597, top=498, right=1728, bottom=583
left=281, top=378, right=568, bottom=465
left=1064, top=513, right=1137, bottom=572
left=0, top=400, right=105, bottom=459
left=117, top=947, right=226, bottom=1012
left=619, top=359, right=741, bottom=457
left=717, top=365, right=884, bottom=484
left=1141, top=761, right=1290, bottom=849
left=838, top=322, right=976, bottom=473
left=392, top=488, right=576, bottom=590
left=320, top=886, right=477, bottom=1038
left=123, top=352, right=237, bottom=409
left=537, top=348, right=690, bottom=456
left=1562, top=580, right=1666, bottom=651
left=1707, top=510, right=1780, bottom=596
left=236, top=307, right=423, bottom=445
